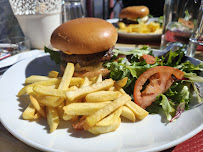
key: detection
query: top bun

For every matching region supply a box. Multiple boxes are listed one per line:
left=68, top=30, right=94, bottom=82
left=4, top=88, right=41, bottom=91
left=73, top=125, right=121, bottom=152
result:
left=51, top=18, right=118, bottom=54
left=119, top=6, right=149, bottom=19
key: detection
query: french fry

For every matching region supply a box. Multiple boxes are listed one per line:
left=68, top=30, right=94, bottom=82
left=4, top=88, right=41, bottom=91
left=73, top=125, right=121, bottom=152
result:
left=114, top=77, right=128, bottom=88
left=94, top=74, right=102, bottom=83
left=80, top=77, right=91, bottom=88
left=32, top=112, right=41, bottom=119
left=33, top=85, right=67, bottom=98
left=83, top=94, right=131, bottom=130
left=22, top=102, right=36, bottom=120
left=63, top=113, right=74, bottom=121
left=66, top=79, right=114, bottom=101
left=25, top=75, right=50, bottom=84
left=26, top=86, right=36, bottom=96
left=36, top=95, right=64, bottom=107
left=69, top=77, right=84, bottom=87
left=58, top=63, right=74, bottom=90
left=46, top=106, right=60, bottom=133
left=85, top=91, right=121, bottom=103
left=63, top=102, right=110, bottom=116
left=121, top=106, right=136, bottom=122
left=108, top=86, right=116, bottom=91
left=56, top=102, right=65, bottom=119
left=20, top=77, right=84, bottom=97
left=87, top=117, right=121, bottom=134
left=63, top=85, right=81, bottom=121
left=18, top=78, right=61, bottom=97
left=35, top=85, right=79, bottom=108
left=125, top=101, right=149, bottom=120
left=115, top=85, right=126, bottom=95
left=48, top=71, right=59, bottom=78
left=96, top=106, right=123, bottom=126
left=30, top=95, right=46, bottom=118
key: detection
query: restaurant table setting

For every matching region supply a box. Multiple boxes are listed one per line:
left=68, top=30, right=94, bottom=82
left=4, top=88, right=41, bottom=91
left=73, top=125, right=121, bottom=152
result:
left=0, top=0, right=203, bottom=152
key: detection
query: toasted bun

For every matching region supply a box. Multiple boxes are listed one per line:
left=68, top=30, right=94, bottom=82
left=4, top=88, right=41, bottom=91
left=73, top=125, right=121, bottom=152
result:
left=51, top=18, right=118, bottom=55
left=119, top=6, right=149, bottom=19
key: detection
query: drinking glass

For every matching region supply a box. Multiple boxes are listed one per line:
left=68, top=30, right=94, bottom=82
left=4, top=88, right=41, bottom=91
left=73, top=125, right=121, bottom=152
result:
left=62, top=0, right=84, bottom=23
left=186, top=1, right=203, bottom=56
left=9, top=0, right=62, bottom=49
left=160, top=0, right=202, bottom=50
left=0, top=36, right=30, bottom=60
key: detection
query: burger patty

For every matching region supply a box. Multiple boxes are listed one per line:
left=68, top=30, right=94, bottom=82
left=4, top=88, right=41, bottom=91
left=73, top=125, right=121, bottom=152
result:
left=60, top=47, right=114, bottom=67
left=119, top=18, right=139, bottom=25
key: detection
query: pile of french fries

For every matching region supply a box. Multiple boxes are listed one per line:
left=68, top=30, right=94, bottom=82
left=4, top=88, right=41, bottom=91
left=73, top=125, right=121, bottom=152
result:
left=117, top=21, right=162, bottom=34
left=17, top=63, right=149, bottom=134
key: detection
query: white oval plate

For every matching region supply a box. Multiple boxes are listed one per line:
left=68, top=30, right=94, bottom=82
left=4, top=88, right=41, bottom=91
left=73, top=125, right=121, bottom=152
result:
left=107, top=18, right=162, bottom=41
left=0, top=49, right=203, bottom=152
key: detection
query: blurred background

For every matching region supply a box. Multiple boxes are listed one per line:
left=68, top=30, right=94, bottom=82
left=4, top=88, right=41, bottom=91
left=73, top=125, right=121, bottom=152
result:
left=0, top=0, right=164, bottom=40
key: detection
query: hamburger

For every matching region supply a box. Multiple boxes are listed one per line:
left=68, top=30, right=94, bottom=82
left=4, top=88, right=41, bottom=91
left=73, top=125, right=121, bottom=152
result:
left=119, top=6, right=150, bottom=24
left=49, top=17, right=118, bottom=78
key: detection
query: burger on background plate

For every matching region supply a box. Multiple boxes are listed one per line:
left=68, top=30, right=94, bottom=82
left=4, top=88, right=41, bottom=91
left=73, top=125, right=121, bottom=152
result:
left=118, top=6, right=150, bottom=24
left=45, top=17, right=118, bottom=78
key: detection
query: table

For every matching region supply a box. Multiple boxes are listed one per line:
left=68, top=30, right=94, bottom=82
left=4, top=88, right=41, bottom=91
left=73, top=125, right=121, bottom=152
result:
left=0, top=45, right=202, bottom=152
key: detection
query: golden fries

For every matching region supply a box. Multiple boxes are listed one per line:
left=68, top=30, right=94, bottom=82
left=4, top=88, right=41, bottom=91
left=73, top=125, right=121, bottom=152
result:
left=30, top=95, right=46, bottom=118
left=117, top=21, right=162, bottom=34
left=85, top=91, right=121, bottom=103
left=83, top=94, right=131, bottom=130
left=18, top=62, right=149, bottom=134
left=18, top=78, right=61, bottom=97
left=33, top=85, right=67, bottom=98
left=88, top=117, right=121, bottom=135
left=58, top=63, right=74, bottom=90
left=46, top=106, right=60, bottom=133
left=125, top=101, right=149, bottom=120
left=63, top=102, right=110, bottom=115
left=66, top=79, right=114, bottom=101
left=114, top=77, right=128, bottom=88
left=121, top=106, right=136, bottom=122
left=22, top=103, right=36, bottom=120
left=96, top=106, right=123, bottom=126
left=48, top=71, right=59, bottom=78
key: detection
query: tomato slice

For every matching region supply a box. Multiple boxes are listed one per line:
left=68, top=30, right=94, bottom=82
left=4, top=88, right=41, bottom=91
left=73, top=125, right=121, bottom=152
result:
left=133, top=66, right=184, bottom=109
left=140, top=54, right=156, bottom=64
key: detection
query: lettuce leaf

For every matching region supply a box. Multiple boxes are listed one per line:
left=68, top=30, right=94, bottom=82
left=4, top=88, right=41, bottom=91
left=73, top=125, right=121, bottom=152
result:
left=44, top=46, right=60, bottom=64
left=157, top=94, right=175, bottom=121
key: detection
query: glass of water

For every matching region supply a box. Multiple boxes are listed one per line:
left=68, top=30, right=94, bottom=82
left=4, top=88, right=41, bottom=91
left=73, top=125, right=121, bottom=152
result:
left=186, top=1, right=203, bottom=57
left=9, top=0, right=62, bottom=49
left=160, top=0, right=202, bottom=50
left=62, top=0, right=84, bottom=23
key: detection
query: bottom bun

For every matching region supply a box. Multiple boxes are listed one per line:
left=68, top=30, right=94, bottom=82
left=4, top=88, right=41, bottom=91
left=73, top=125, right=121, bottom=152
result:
left=60, top=63, right=110, bottom=78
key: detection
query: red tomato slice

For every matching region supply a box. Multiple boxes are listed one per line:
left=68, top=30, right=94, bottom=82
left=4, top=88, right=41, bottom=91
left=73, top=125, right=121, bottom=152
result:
left=133, top=66, right=184, bottom=109
left=140, top=54, right=156, bottom=64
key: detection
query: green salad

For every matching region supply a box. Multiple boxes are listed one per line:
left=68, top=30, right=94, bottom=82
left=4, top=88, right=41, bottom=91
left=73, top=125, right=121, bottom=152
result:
left=103, top=46, right=203, bottom=122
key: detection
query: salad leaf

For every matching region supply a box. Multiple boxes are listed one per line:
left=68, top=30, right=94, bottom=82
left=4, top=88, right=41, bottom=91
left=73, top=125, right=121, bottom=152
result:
left=191, top=82, right=203, bottom=103
left=44, top=46, right=60, bottom=64
left=176, top=61, right=203, bottom=73
left=183, top=73, right=203, bottom=82
left=147, top=81, right=191, bottom=121
left=113, top=46, right=152, bottom=58
left=157, top=94, right=175, bottom=121
left=158, top=47, right=186, bottom=67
